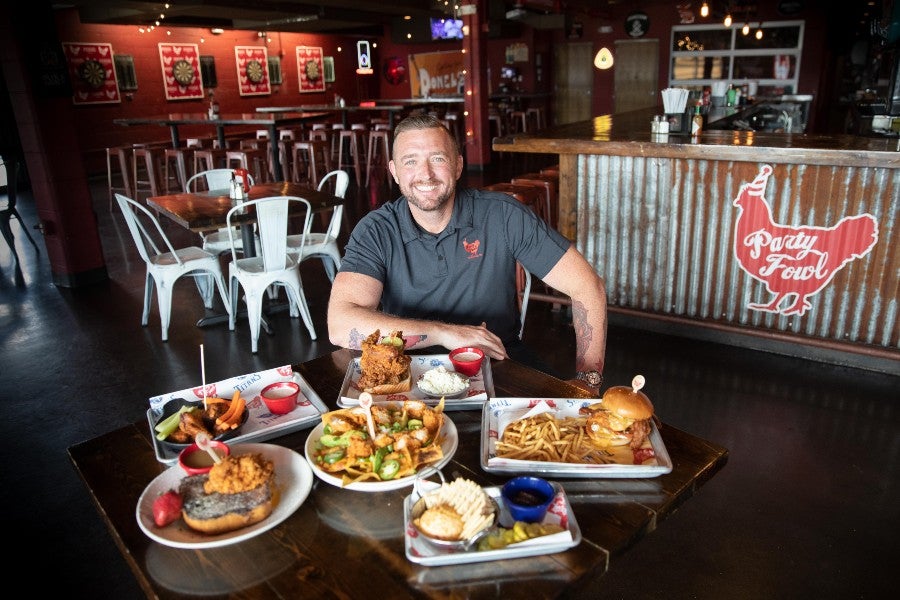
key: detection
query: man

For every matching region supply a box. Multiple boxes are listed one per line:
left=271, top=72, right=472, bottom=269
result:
left=327, top=115, right=607, bottom=393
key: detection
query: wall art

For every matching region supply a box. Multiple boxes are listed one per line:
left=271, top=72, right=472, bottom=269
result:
left=158, top=43, right=203, bottom=100
left=297, top=46, right=325, bottom=93
left=235, top=46, right=271, bottom=96
left=62, top=42, right=121, bottom=105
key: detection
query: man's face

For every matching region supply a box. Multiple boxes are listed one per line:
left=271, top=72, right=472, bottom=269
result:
left=389, top=126, right=464, bottom=213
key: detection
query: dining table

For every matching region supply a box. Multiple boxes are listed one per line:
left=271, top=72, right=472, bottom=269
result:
left=147, top=181, right=343, bottom=328
left=114, top=112, right=330, bottom=180
left=68, top=349, right=729, bottom=599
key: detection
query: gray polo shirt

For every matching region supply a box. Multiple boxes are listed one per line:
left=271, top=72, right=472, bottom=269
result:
left=339, top=187, right=570, bottom=344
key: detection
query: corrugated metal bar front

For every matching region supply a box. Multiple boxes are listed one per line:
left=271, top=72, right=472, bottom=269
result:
left=576, top=155, right=899, bottom=354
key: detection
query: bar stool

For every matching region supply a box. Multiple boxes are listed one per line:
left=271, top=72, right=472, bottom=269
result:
left=526, top=107, right=545, bottom=131
left=541, top=164, right=560, bottom=177
left=509, top=110, right=529, bottom=134
left=132, top=145, right=162, bottom=200
left=162, top=148, right=191, bottom=193
left=226, top=148, right=267, bottom=183
left=483, top=183, right=546, bottom=222
left=443, top=111, right=463, bottom=150
left=193, top=148, right=226, bottom=174
left=330, top=123, right=345, bottom=162
left=510, top=172, right=559, bottom=229
left=106, top=145, right=133, bottom=211
left=292, top=140, right=331, bottom=187
left=366, top=128, right=391, bottom=185
left=488, top=111, right=505, bottom=138
left=336, top=128, right=363, bottom=186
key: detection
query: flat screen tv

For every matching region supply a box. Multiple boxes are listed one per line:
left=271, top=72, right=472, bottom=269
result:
left=431, top=18, right=463, bottom=40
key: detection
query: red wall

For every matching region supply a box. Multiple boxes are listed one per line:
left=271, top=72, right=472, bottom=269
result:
left=54, top=3, right=831, bottom=176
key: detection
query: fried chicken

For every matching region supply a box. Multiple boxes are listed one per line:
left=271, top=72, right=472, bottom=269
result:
left=358, top=329, right=411, bottom=390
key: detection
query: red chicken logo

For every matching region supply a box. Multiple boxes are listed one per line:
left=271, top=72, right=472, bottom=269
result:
left=733, top=165, right=879, bottom=316
left=462, top=238, right=481, bottom=259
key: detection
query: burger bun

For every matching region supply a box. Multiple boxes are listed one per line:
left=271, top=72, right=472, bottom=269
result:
left=601, top=385, right=654, bottom=420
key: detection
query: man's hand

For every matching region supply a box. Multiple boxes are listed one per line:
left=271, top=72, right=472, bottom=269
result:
left=439, top=322, right=508, bottom=360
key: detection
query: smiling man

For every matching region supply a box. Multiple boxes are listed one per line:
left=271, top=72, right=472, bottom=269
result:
left=327, top=114, right=608, bottom=394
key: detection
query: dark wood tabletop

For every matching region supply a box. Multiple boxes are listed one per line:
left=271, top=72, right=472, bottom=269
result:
left=68, top=349, right=728, bottom=599
left=147, top=181, right=342, bottom=234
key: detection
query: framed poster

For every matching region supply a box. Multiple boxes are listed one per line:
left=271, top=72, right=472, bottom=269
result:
left=158, top=43, right=203, bottom=100
left=235, top=46, right=271, bottom=96
left=323, top=56, right=335, bottom=83
left=296, top=46, right=325, bottom=93
left=62, top=42, right=121, bottom=105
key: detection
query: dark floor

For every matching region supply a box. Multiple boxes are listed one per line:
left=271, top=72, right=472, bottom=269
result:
left=1, top=154, right=897, bottom=599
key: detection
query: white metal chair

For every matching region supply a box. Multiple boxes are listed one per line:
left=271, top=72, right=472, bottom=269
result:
left=286, top=169, right=348, bottom=282
left=185, top=168, right=256, bottom=255
left=114, top=193, right=231, bottom=342
left=226, top=196, right=317, bottom=352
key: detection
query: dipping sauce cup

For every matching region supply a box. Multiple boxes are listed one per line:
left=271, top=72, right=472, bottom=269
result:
left=501, top=476, right=555, bottom=523
left=260, top=381, right=301, bottom=414
left=178, top=440, right=230, bottom=476
left=448, top=346, right=485, bottom=377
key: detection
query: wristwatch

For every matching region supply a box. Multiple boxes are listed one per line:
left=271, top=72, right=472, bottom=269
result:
left=576, top=370, right=603, bottom=389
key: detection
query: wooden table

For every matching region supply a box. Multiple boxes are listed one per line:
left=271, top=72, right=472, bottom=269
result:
left=114, top=112, right=330, bottom=180
left=68, top=350, right=729, bottom=599
left=147, top=181, right=342, bottom=235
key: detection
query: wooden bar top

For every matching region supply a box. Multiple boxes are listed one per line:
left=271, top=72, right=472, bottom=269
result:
left=68, top=350, right=728, bottom=599
left=493, top=107, right=900, bottom=168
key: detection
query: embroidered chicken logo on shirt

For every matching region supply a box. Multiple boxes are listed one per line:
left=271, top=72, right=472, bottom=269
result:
left=733, top=165, right=879, bottom=317
left=462, top=238, right=482, bottom=259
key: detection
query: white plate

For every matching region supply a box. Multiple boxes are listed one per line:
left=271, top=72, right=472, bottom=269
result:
left=480, top=398, right=673, bottom=478
left=404, top=481, right=581, bottom=566
left=304, top=410, right=458, bottom=492
left=136, top=443, right=312, bottom=549
left=337, top=354, right=495, bottom=411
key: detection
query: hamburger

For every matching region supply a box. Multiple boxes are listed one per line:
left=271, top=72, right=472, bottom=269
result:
left=357, top=329, right=412, bottom=394
left=580, top=378, right=654, bottom=449
left=178, top=452, right=276, bottom=535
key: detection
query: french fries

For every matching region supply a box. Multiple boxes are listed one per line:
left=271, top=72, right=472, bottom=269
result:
left=495, top=413, right=614, bottom=464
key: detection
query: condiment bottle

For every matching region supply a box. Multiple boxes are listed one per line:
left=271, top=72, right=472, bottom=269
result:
left=691, top=102, right=704, bottom=138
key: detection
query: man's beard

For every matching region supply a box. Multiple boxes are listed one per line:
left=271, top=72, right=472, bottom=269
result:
left=402, top=180, right=453, bottom=212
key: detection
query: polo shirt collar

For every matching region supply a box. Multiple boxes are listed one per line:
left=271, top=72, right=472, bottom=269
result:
left=397, top=188, right=475, bottom=243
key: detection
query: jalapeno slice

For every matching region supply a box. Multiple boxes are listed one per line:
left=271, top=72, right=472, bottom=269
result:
left=378, top=459, right=401, bottom=480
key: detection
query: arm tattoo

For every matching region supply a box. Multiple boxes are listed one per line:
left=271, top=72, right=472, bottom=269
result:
left=347, top=328, right=365, bottom=350
left=404, top=334, right=428, bottom=348
left=571, top=299, right=595, bottom=369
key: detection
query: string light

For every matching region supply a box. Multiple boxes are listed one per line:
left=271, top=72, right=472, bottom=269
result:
left=724, top=13, right=732, bottom=27
left=700, top=2, right=709, bottom=18
left=742, top=23, right=750, bottom=35
left=755, top=27, right=763, bottom=39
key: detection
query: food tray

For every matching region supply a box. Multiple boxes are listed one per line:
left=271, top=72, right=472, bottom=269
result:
left=404, top=480, right=580, bottom=566
left=147, top=366, right=328, bottom=465
left=337, top=354, right=494, bottom=411
left=480, top=398, right=673, bottom=478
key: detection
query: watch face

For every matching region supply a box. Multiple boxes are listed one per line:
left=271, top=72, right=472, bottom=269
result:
left=586, top=372, right=602, bottom=386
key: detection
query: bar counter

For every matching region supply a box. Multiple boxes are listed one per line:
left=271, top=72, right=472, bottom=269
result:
left=494, top=108, right=899, bottom=373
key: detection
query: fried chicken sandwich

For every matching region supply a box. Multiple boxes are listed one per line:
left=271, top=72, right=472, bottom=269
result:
left=580, top=377, right=654, bottom=449
left=357, top=329, right=412, bottom=394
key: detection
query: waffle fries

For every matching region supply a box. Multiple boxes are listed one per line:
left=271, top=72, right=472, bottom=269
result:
left=417, top=478, right=495, bottom=541
left=495, top=413, right=614, bottom=464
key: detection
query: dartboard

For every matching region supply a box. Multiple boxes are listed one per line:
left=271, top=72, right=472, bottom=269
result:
left=78, top=59, right=106, bottom=89
left=246, top=60, right=265, bottom=83
left=304, top=59, right=320, bottom=81
left=172, top=60, right=195, bottom=86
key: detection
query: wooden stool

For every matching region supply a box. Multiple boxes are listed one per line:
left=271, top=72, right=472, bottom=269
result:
left=292, top=140, right=331, bottom=187
left=132, top=145, right=162, bottom=200
left=540, top=164, right=560, bottom=177
left=330, top=123, right=345, bottom=161
left=106, top=146, right=133, bottom=210
left=444, top=112, right=463, bottom=150
left=510, top=172, right=559, bottom=229
left=366, top=129, right=391, bottom=185
left=336, top=129, right=363, bottom=186
left=226, top=148, right=267, bottom=183
left=488, top=112, right=505, bottom=138
left=483, top=183, right=545, bottom=220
